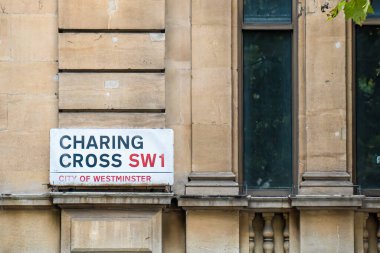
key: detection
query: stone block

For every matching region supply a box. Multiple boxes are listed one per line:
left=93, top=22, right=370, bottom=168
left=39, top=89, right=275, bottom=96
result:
left=0, top=210, right=60, bottom=253
left=165, top=68, right=191, bottom=126
left=300, top=210, right=354, bottom=253
left=0, top=130, right=51, bottom=190
left=59, top=112, right=165, bottom=128
left=0, top=15, right=57, bottom=62
left=306, top=111, right=346, bottom=171
left=6, top=94, right=57, bottom=131
left=59, top=73, right=165, bottom=110
left=192, top=67, right=231, bottom=125
left=59, top=0, right=164, bottom=29
left=0, top=62, right=58, bottom=95
left=0, top=94, right=7, bottom=130
left=186, top=210, right=239, bottom=253
left=192, top=124, right=231, bottom=172
left=192, top=24, right=231, bottom=69
left=165, top=25, right=191, bottom=64
left=0, top=0, right=57, bottom=14
left=170, top=125, right=191, bottom=195
left=0, top=16, right=12, bottom=61
left=192, top=0, right=231, bottom=26
left=163, top=211, right=186, bottom=253
left=306, top=36, right=346, bottom=112
left=165, top=0, right=190, bottom=27
left=59, top=33, right=165, bottom=70
left=62, top=209, right=162, bottom=253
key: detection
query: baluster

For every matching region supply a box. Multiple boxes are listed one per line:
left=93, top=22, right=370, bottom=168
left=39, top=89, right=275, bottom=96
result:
left=249, top=213, right=255, bottom=253
left=263, top=213, right=274, bottom=253
left=283, top=213, right=290, bottom=253
left=364, top=213, right=369, bottom=253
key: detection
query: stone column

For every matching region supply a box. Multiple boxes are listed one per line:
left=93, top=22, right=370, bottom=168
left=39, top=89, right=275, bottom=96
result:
left=299, top=0, right=353, bottom=195
left=186, top=0, right=238, bottom=195
left=165, top=0, right=192, bottom=195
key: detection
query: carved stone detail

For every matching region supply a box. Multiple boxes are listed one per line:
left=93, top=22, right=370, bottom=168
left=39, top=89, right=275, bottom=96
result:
left=283, top=213, right=290, bottom=253
left=249, top=214, right=255, bottom=253
left=263, top=213, right=274, bottom=253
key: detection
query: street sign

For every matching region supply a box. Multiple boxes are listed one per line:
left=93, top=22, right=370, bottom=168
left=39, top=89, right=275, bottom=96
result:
left=50, top=128, right=173, bottom=186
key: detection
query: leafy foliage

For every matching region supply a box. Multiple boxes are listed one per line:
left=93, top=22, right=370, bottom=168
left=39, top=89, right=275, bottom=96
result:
left=328, top=0, right=374, bottom=25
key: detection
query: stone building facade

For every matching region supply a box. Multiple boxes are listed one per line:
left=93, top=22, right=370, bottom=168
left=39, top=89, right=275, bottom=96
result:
left=0, top=0, right=380, bottom=252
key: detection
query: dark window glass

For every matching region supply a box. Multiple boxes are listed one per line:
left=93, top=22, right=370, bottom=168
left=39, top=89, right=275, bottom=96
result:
left=356, top=26, right=380, bottom=188
left=368, top=1, right=380, bottom=19
left=243, top=31, right=292, bottom=189
left=243, top=0, right=292, bottom=24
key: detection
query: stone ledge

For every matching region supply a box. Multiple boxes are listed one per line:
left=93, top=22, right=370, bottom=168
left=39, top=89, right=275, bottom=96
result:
left=186, top=172, right=239, bottom=195
left=362, top=197, right=380, bottom=210
left=0, top=194, right=52, bottom=208
left=178, top=196, right=247, bottom=209
left=51, top=192, right=174, bottom=207
left=188, top=172, right=236, bottom=181
left=292, top=195, right=364, bottom=209
left=247, top=197, right=291, bottom=209
left=302, top=171, right=351, bottom=181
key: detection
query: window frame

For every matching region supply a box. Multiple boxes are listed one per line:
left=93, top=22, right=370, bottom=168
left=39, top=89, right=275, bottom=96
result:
left=238, top=0, right=299, bottom=196
left=353, top=13, right=380, bottom=196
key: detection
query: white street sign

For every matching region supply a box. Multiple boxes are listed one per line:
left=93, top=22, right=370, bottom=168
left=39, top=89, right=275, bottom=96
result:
left=50, top=129, right=173, bottom=186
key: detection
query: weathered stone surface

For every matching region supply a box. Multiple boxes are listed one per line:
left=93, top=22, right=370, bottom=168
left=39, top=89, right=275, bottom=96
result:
left=165, top=0, right=191, bottom=195
left=192, top=0, right=231, bottom=26
left=306, top=111, right=346, bottom=171
left=165, top=68, right=191, bottom=125
left=0, top=94, right=7, bottom=130
left=304, top=8, right=347, bottom=173
left=59, top=73, right=165, bottom=110
left=192, top=25, right=231, bottom=69
left=0, top=62, right=58, bottom=95
left=300, top=210, right=354, bottom=253
left=187, top=210, right=239, bottom=253
left=6, top=95, right=57, bottom=131
left=51, top=192, right=173, bottom=206
left=192, top=68, right=231, bottom=125
left=0, top=210, right=60, bottom=253
left=191, top=0, right=232, bottom=174
left=62, top=209, right=162, bottom=253
left=59, top=112, right=165, bottom=128
left=59, top=33, right=165, bottom=70
left=165, top=26, right=191, bottom=66
left=0, top=131, right=51, bottom=193
left=0, top=15, right=57, bottom=62
left=0, top=0, right=57, bottom=14
left=170, top=125, right=191, bottom=194
left=0, top=95, right=57, bottom=193
left=163, top=211, right=186, bottom=253
left=192, top=124, right=231, bottom=172
left=165, top=0, right=190, bottom=27
left=59, top=0, right=164, bottom=29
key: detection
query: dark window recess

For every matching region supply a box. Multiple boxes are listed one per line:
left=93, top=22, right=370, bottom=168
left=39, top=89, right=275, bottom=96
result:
left=243, top=0, right=292, bottom=24
left=243, top=31, right=292, bottom=189
left=356, top=26, right=380, bottom=188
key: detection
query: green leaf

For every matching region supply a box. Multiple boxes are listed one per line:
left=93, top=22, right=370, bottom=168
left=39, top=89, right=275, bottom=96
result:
left=327, top=0, right=346, bottom=20
left=328, top=0, right=373, bottom=25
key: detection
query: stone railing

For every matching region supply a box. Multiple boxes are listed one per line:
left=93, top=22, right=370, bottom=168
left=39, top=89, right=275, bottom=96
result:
left=361, top=213, right=380, bottom=253
left=248, top=212, right=290, bottom=253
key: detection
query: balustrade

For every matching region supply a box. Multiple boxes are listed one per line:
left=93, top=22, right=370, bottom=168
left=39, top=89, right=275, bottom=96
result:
left=248, top=212, right=290, bottom=253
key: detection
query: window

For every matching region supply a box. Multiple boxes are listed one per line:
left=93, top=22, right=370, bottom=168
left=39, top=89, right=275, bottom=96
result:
left=355, top=2, right=380, bottom=192
left=242, top=0, right=296, bottom=193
